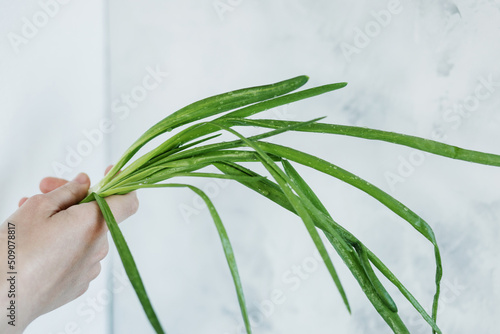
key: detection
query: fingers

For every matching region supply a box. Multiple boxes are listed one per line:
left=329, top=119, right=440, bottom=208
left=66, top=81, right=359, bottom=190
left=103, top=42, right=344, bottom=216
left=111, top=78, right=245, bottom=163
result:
left=19, top=176, right=69, bottom=207
left=69, top=191, right=139, bottom=227
left=44, top=173, right=91, bottom=213
left=104, top=192, right=139, bottom=223
left=105, top=165, right=113, bottom=175
left=18, top=197, right=28, bottom=207
left=40, top=177, right=69, bottom=194
left=40, top=165, right=110, bottom=194
left=89, top=262, right=102, bottom=281
left=25, top=166, right=110, bottom=206
left=26, top=166, right=135, bottom=223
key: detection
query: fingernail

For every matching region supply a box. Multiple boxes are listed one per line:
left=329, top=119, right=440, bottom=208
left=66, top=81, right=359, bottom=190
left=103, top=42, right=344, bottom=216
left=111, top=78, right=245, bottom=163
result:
left=73, top=173, right=88, bottom=184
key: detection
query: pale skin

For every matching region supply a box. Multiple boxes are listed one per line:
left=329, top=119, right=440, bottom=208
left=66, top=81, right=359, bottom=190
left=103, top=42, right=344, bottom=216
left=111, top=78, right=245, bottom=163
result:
left=0, top=167, right=138, bottom=333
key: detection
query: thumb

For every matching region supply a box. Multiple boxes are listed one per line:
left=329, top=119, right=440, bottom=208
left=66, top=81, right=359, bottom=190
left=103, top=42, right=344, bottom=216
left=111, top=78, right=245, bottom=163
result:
left=45, top=173, right=91, bottom=212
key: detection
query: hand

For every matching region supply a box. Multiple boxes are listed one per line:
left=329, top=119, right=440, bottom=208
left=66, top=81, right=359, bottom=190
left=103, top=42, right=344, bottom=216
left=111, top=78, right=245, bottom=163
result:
left=0, top=169, right=139, bottom=333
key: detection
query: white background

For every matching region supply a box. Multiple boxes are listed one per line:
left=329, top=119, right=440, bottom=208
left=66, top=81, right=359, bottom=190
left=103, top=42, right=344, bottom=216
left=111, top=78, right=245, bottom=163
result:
left=1, top=0, right=500, bottom=333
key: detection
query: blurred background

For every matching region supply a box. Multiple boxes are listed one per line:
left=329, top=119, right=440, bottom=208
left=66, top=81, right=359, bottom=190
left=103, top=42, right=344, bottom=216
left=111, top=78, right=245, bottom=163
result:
left=1, top=0, right=500, bottom=333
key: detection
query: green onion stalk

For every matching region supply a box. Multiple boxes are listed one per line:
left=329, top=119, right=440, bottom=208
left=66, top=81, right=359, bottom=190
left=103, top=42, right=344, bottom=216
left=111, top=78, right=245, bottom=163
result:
left=78, top=75, right=500, bottom=334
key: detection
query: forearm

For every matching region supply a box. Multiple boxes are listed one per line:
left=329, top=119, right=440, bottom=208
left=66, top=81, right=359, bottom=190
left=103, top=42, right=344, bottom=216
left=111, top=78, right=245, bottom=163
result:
left=0, top=291, right=23, bottom=334
left=0, top=225, right=29, bottom=333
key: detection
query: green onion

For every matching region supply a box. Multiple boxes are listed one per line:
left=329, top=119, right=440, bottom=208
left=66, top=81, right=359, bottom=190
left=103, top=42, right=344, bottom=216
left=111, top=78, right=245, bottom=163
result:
left=79, top=76, right=500, bottom=334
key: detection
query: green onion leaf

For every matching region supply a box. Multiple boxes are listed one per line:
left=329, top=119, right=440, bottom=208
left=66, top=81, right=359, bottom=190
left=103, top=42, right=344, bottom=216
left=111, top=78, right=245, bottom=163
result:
left=121, top=184, right=252, bottom=334
left=93, top=193, right=165, bottom=334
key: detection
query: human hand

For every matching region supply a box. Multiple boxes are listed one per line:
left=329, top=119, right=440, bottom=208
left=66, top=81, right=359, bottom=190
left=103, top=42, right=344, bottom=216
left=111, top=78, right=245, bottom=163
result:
left=0, top=169, right=138, bottom=333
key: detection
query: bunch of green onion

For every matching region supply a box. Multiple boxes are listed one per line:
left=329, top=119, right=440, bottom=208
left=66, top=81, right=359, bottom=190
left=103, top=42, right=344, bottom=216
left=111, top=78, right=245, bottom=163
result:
left=79, top=76, right=500, bottom=334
